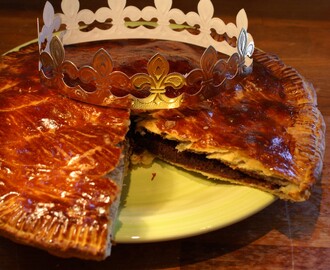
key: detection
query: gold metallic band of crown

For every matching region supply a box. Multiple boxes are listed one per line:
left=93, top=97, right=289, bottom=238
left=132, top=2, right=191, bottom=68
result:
left=40, top=29, right=252, bottom=110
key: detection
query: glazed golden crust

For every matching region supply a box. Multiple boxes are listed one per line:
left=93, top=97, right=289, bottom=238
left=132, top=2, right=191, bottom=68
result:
left=0, top=44, right=40, bottom=93
left=137, top=48, right=325, bottom=201
left=253, top=50, right=325, bottom=200
left=0, top=38, right=325, bottom=262
left=0, top=45, right=130, bottom=260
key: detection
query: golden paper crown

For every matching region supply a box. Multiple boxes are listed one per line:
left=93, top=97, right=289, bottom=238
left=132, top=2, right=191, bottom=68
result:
left=38, top=0, right=255, bottom=110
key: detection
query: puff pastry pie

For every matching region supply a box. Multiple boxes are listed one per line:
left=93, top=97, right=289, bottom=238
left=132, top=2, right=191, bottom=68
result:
left=0, top=39, right=325, bottom=260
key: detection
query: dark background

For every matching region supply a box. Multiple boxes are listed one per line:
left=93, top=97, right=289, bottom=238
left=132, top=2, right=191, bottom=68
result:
left=0, top=0, right=329, bottom=21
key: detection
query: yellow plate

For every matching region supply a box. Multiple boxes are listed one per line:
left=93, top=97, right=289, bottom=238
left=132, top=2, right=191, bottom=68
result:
left=114, top=160, right=275, bottom=243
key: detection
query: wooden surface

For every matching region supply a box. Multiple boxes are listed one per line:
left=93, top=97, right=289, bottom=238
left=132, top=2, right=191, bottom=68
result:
left=0, top=1, right=329, bottom=269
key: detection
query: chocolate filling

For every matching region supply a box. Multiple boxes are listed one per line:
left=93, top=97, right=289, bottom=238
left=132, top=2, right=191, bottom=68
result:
left=132, top=131, right=281, bottom=191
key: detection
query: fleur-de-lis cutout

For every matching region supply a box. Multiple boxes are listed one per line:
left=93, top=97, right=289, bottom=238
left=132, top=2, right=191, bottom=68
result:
left=38, top=1, right=61, bottom=53
left=60, top=0, right=95, bottom=29
left=40, top=36, right=131, bottom=104
left=61, top=48, right=131, bottom=98
left=186, top=46, right=239, bottom=99
left=237, top=28, right=254, bottom=63
left=40, top=36, right=65, bottom=80
left=76, top=49, right=114, bottom=90
left=90, top=49, right=131, bottom=96
left=131, top=54, right=185, bottom=105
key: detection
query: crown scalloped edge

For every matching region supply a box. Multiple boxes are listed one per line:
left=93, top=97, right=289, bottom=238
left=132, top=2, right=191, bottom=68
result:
left=38, top=0, right=255, bottom=110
